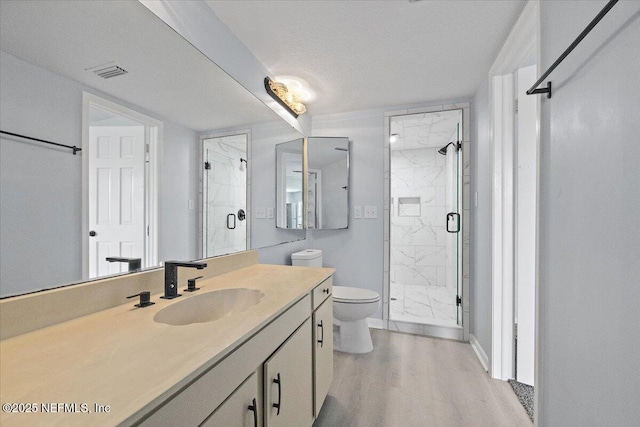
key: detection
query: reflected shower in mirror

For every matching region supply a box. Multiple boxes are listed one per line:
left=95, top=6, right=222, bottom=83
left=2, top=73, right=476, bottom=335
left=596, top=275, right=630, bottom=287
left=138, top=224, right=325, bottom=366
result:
left=0, top=1, right=304, bottom=298
left=276, top=139, right=304, bottom=229
left=307, top=137, right=350, bottom=229
left=202, top=133, right=248, bottom=258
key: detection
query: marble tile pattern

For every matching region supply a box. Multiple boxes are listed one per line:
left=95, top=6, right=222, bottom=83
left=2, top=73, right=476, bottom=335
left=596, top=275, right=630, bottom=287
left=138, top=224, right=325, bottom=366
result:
left=391, top=147, right=449, bottom=288
left=385, top=105, right=469, bottom=333
left=203, top=135, right=247, bottom=257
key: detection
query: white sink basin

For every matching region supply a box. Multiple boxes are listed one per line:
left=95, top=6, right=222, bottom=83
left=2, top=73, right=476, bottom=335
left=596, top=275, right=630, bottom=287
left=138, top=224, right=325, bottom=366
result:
left=154, top=288, right=264, bottom=326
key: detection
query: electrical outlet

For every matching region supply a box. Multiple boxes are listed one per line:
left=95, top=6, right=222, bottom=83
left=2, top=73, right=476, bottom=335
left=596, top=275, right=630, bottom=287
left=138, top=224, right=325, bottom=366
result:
left=255, top=207, right=266, bottom=219
left=267, top=207, right=274, bottom=219
left=353, top=206, right=362, bottom=219
left=364, top=205, right=377, bottom=219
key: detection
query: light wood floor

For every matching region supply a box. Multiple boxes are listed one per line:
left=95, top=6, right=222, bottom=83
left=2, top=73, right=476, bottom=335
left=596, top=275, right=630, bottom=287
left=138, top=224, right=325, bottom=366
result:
left=313, top=329, right=532, bottom=427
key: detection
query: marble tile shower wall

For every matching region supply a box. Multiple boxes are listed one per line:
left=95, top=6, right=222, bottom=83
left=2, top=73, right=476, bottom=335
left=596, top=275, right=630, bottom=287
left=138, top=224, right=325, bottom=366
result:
left=204, top=138, right=247, bottom=257
left=383, top=102, right=470, bottom=339
left=391, top=147, right=448, bottom=287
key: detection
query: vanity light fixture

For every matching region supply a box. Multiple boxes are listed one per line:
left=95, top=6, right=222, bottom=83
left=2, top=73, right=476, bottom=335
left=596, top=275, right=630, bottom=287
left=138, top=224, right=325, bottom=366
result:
left=264, top=76, right=307, bottom=118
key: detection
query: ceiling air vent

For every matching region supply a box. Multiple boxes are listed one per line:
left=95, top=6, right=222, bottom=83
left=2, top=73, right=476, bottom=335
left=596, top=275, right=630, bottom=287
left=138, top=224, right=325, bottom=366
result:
left=94, top=65, right=128, bottom=79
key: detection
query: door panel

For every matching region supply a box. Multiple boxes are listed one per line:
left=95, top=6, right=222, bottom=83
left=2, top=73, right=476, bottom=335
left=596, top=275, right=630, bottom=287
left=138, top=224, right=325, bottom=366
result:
left=202, top=134, right=248, bottom=257
left=201, top=372, right=259, bottom=427
left=264, top=318, right=312, bottom=427
left=313, top=298, right=333, bottom=417
left=89, top=126, right=145, bottom=278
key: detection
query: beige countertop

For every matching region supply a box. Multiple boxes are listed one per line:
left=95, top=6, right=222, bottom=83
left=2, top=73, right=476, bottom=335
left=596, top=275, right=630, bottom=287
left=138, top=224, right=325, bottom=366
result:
left=0, top=264, right=333, bottom=427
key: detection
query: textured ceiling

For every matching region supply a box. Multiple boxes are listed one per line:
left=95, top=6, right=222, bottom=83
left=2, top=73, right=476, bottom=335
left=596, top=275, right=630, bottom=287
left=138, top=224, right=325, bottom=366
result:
left=0, top=1, right=279, bottom=132
left=207, top=0, right=526, bottom=116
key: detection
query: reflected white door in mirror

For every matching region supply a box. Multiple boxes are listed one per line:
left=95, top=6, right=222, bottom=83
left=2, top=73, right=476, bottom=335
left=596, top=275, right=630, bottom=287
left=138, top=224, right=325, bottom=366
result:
left=83, top=93, right=161, bottom=279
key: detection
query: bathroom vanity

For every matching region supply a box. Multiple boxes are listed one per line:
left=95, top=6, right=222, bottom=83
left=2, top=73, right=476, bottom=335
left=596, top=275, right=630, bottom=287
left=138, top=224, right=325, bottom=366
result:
left=0, top=251, right=334, bottom=427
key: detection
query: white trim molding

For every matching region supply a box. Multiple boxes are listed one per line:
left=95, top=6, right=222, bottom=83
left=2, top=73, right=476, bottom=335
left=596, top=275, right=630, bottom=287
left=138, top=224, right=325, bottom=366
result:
left=470, top=334, right=489, bottom=372
left=488, top=0, right=540, bottom=382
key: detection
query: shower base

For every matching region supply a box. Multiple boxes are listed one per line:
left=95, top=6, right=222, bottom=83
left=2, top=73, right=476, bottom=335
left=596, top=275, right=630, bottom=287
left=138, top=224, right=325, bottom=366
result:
left=390, top=282, right=458, bottom=327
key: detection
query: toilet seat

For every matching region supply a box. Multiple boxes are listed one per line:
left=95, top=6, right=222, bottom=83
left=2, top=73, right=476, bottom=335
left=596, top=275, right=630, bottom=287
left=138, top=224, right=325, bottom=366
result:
left=333, top=286, right=380, bottom=304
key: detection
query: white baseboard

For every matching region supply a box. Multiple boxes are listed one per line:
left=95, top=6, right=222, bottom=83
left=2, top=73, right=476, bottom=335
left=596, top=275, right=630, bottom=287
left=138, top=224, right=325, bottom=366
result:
left=470, top=334, right=490, bottom=372
left=367, top=318, right=385, bottom=329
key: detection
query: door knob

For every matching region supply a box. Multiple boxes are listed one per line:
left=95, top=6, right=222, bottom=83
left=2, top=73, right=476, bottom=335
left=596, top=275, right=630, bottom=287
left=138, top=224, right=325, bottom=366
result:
left=89, top=230, right=97, bottom=237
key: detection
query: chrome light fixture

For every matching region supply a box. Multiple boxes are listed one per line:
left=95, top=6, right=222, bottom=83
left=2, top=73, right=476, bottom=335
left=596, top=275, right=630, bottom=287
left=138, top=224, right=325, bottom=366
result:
left=264, top=76, right=307, bottom=118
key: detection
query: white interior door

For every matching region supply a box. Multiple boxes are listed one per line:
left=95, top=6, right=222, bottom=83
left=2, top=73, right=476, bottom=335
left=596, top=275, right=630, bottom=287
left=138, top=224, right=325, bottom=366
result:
left=88, top=126, right=145, bottom=278
left=515, top=65, right=537, bottom=386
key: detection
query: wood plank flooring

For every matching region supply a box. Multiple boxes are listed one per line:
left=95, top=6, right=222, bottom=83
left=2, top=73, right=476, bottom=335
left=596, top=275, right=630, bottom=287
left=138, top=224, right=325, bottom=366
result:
left=313, top=329, right=532, bottom=427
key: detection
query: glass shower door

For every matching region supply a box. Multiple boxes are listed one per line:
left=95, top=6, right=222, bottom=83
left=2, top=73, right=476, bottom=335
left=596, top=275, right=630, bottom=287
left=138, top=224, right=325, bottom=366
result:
left=202, top=134, right=248, bottom=258
left=444, top=123, right=463, bottom=326
left=389, top=109, right=463, bottom=328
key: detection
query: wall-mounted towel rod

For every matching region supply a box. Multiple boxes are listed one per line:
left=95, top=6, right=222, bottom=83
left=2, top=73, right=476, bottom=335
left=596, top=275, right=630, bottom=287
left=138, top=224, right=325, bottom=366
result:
left=527, top=0, right=618, bottom=99
left=0, top=130, right=81, bottom=155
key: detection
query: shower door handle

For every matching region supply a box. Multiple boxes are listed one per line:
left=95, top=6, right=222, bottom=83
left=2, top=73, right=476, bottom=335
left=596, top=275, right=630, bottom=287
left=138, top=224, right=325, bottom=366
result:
left=226, top=213, right=236, bottom=229
left=446, top=212, right=460, bottom=233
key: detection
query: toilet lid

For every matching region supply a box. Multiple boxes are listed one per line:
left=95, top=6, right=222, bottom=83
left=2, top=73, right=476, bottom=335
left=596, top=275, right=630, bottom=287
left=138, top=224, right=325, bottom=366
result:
left=333, top=286, right=380, bottom=303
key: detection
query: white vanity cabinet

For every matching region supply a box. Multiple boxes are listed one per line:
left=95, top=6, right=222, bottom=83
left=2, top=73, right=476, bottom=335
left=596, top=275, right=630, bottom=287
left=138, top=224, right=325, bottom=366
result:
left=264, top=318, right=313, bottom=427
left=136, top=276, right=335, bottom=427
left=313, top=296, right=333, bottom=418
left=201, top=372, right=260, bottom=427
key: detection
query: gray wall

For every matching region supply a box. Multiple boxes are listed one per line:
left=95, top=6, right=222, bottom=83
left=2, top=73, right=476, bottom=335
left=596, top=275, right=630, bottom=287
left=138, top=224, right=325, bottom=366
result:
left=538, top=2, right=640, bottom=425
left=249, top=121, right=306, bottom=249
left=469, top=78, right=492, bottom=359
left=158, top=123, right=199, bottom=262
left=310, top=109, right=385, bottom=318
left=0, top=51, right=82, bottom=294
left=0, top=51, right=199, bottom=296
left=303, top=102, right=468, bottom=319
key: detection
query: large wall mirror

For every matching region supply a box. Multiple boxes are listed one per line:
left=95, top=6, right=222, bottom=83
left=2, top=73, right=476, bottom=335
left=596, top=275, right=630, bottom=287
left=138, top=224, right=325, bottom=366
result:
left=0, top=1, right=304, bottom=298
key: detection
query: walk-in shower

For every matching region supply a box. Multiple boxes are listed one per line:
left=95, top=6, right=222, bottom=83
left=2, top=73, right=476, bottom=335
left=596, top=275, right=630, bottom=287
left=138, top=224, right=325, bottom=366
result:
left=388, top=109, right=463, bottom=328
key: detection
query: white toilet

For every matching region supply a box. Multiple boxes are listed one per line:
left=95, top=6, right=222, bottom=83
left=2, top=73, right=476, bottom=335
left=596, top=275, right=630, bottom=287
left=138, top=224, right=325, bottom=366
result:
left=291, top=249, right=381, bottom=354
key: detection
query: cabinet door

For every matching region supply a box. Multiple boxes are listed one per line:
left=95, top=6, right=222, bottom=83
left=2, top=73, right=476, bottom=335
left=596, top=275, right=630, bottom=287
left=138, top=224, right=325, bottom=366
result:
left=264, top=318, right=313, bottom=427
left=201, top=372, right=259, bottom=427
left=313, top=297, right=334, bottom=418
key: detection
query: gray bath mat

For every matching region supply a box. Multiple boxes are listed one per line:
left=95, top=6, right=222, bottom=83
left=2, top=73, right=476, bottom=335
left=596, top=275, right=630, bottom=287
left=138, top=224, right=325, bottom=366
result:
left=508, top=379, right=534, bottom=422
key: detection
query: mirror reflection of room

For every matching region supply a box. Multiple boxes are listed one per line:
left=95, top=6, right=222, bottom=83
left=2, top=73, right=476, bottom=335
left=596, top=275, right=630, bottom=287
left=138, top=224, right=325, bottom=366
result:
left=307, top=137, right=349, bottom=230
left=0, top=1, right=305, bottom=297
left=275, top=138, right=304, bottom=229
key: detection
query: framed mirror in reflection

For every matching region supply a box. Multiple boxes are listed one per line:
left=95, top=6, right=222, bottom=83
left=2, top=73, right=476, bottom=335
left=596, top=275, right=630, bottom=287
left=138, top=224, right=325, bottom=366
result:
left=276, top=138, right=305, bottom=229
left=307, top=137, right=350, bottom=229
left=0, top=1, right=304, bottom=298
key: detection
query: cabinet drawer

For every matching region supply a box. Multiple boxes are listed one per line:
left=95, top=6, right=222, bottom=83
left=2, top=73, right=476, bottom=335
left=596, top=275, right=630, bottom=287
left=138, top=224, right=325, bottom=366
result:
left=312, top=277, right=332, bottom=311
left=264, top=318, right=313, bottom=427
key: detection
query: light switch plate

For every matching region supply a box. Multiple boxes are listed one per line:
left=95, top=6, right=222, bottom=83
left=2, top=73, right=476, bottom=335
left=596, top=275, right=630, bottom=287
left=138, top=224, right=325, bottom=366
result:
left=353, top=206, right=362, bottom=219
left=255, top=207, right=266, bottom=219
left=364, top=205, right=377, bottom=219
left=266, top=207, right=274, bottom=219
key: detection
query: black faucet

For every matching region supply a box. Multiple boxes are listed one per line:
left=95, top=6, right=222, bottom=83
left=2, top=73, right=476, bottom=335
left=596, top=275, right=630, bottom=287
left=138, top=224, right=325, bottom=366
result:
left=162, top=261, right=207, bottom=299
left=106, top=257, right=142, bottom=272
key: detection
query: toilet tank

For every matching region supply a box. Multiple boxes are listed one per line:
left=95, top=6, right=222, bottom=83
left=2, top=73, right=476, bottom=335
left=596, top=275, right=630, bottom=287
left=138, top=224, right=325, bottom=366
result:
left=291, top=249, right=323, bottom=267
